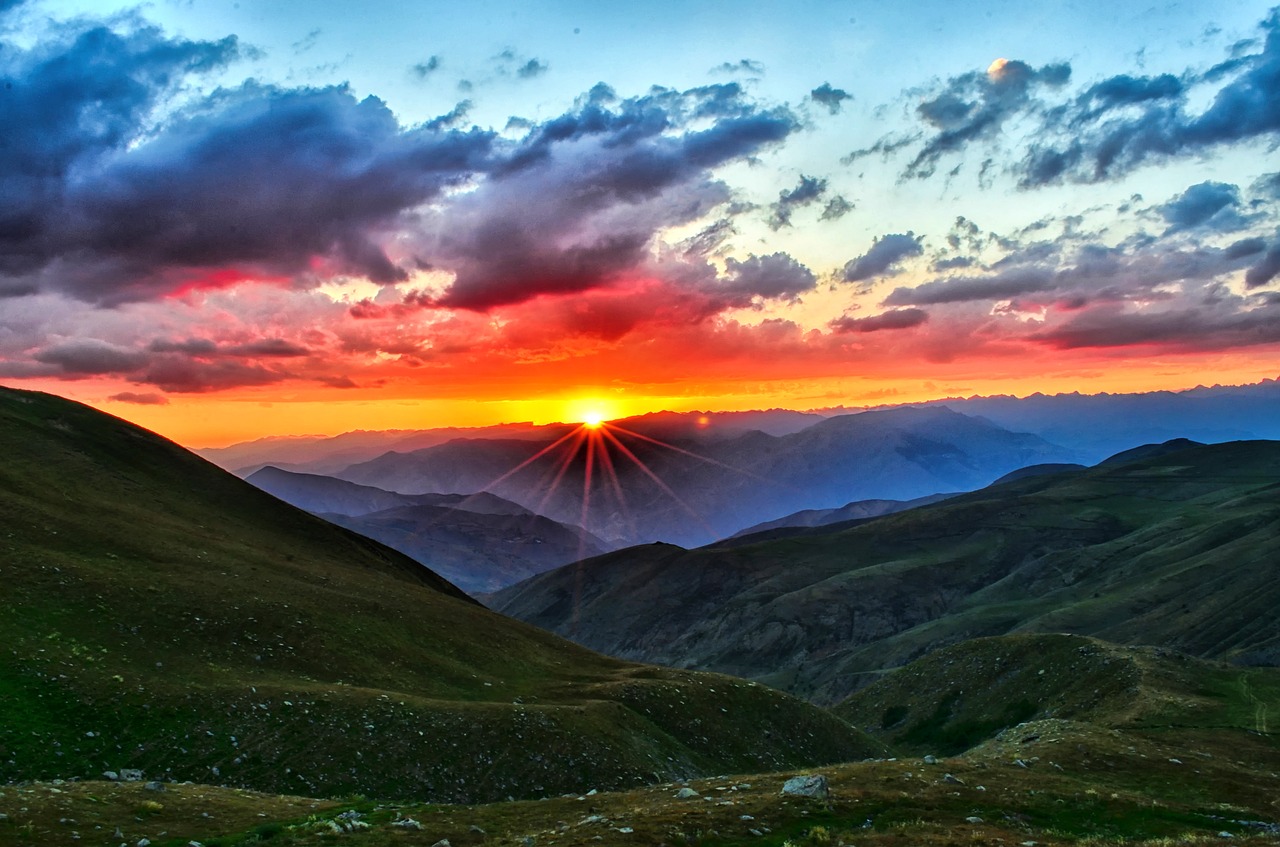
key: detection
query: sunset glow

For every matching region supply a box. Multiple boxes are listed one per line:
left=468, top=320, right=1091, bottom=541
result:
left=1, top=2, right=1277, bottom=448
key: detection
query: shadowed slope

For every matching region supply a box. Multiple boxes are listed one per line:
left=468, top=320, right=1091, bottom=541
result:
left=0, top=386, right=878, bottom=802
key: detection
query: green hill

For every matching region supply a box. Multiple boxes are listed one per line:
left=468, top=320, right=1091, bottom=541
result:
left=494, top=440, right=1280, bottom=704
left=0, top=386, right=878, bottom=802
left=837, top=633, right=1280, bottom=755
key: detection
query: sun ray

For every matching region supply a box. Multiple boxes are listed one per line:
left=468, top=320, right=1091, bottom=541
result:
left=592, top=427, right=637, bottom=541
left=599, top=425, right=720, bottom=542
left=605, top=422, right=801, bottom=492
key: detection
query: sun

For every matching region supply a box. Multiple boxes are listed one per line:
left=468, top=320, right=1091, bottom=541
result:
left=582, top=411, right=606, bottom=429
left=566, top=397, right=618, bottom=429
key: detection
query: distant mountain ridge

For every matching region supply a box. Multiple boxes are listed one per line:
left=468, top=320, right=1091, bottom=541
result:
left=492, top=439, right=1280, bottom=704
left=246, top=465, right=609, bottom=593
left=336, top=405, right=1074, bottom=546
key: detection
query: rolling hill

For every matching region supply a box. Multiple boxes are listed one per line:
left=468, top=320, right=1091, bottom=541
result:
left=492, top=440, right=1280, bottom=704
left=0, top=385, right=878, bottom=803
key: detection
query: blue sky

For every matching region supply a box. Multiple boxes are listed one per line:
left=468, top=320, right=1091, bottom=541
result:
left=3, top=0, right=1280, bottom=444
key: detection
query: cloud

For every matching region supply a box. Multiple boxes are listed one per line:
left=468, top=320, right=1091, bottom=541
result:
left=830, top=308, right=928, bottom=333
left=108, top=391, right=169, bottom=405
left=819, top=195, right=854, bottom=221
left=809, top=82, right=851, bottom=114
left=517, top=58, right=548, bottom=79
left=716, top=253, right=817, bottom=304
left=842, top=233, right=924, bottom=282
left=0, top=15, right=499, bottom=303
left=411, top=55, right=441, bottom=78
left=885, top=268, right=1055, bottom=306
left=34, top=339, right=148, bottom=375
left=1245, top=241, right=1280, bottom=288
left=1019, top=11, right=1280, bottom=184
left=903, top=58, right=1071, bottom=179
left=427, top=84, right=798, bottom=311
left=1030, top=300, right=1280, bottom=351
left=768, top=174, right=827, bottom=229
left=1157, top=181, right=1247, bottom=233
left=712, top=59, right=765, bottom=75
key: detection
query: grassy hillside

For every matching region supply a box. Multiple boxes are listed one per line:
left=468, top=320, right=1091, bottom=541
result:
left=6, top=643, right=1279, bottom=845
left=837, top=633, right=1280, bottom=754
left=494, top=440, right=1280, bottom=704
left=0, top=386, right=878, bottom=802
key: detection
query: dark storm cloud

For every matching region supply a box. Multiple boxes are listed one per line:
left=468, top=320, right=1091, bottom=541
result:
left=809, top=82, right=851, bottom=114
left=1157, top=181, right=1247, bottom=234
left=903, top=59, right=1071, bottom=179
left=885, top=268, right=1055, bottom=306
left=841, top=233, right=924, bottom=283
left=1019, top=10, right=1280, bottom=185
left=139, top=358, right=290, bottom=393
left=829, top=308, right=928, bottom=333
left=768, top=175, right=827, bottom=229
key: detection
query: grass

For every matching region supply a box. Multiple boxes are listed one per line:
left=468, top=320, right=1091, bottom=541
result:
left=0, top=386, right=878, bottom=802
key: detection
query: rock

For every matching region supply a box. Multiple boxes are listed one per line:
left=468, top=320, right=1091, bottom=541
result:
left=469, top=825, right=486, bottom=835
left=966, top=816, right=984, bottom=823
left=391, top=818, right=424, bottom=830
left=137, top=840, right=151, bottom=847
left=120, top=769, right=144, bottom=782
left=781, top=774, right=828, bottom=799
left=143, top=781, right=165, bottom=792
left=675, top=787, right=700, bottom=799
left=943, top=773, right=965, bottom=785
left=430, top=840, right=452, bottom=847
left=923, top=755, right=938, bottom=764
left=102, top=771, right=119, bottom=781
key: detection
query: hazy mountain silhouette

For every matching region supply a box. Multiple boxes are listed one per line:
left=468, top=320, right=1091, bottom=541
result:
left=336, top=406, right=1074, bottom=546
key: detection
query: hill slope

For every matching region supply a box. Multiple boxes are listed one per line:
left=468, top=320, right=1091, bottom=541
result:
left=0, top=386, right=878, bottom=802
left=493, top=441, right=1280, bottom=704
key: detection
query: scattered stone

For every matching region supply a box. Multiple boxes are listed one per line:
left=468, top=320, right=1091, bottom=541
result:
left=391, top=818, right=424, bottom=830
left=781, top=774, right=828, bottom=799
left=943, top=773, right=965, bottom=785
left=615, top=827, right=633, bottom=834
left=120, top=769, right=143, bottom=782
left=740, top=814, right=754, bottom=820
left=749, top=829, right=763, bottom=837
left=923, top=755, right=938, bottom=764
left=1169, top=758, right=1183, bottom=765
left=143, top=781, right=165, bottom=792
left=966, top=816, right=984, bottom=823
left=102, top=771, right=119, bottom=781
left=1218, top=833, right=1234, bottom=839
left=430, top=839, right=452, bottom=847
left=674, top=787, right=700, bottom=799
left=469, top=825, right=486, bottom=835
left=137, top=839, right=151, bottom=847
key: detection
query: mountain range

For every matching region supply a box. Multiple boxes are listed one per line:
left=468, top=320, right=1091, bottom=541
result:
left=492, top=438, right=1280, bottom=704
left=246, top=466, right=607, bottom=593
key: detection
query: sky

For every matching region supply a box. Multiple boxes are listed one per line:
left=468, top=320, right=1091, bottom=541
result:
left=2, top=0, right=1279, bottom=447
